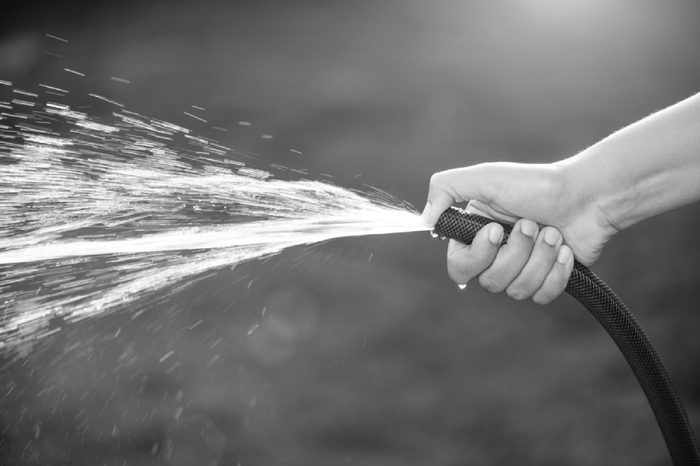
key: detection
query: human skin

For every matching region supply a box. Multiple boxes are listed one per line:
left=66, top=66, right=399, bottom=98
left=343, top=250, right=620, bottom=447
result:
left=422, top=92, right=700, bottom=304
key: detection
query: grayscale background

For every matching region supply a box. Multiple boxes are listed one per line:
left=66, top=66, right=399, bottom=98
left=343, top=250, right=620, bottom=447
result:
left=1, top=1, right=699, bottom=464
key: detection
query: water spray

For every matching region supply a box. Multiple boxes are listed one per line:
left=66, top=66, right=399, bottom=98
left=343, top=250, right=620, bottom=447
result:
left=0, top=86, right=429, bottom=353
left=432, top=207, right=699, bottom=465
left=1, top=78, right=697, bottom=464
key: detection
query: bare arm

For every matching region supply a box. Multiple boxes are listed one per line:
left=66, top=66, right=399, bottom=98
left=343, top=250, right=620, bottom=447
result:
left=558, top=92, right=700, bottom=232
left=423, top=92, right=700, bottom=303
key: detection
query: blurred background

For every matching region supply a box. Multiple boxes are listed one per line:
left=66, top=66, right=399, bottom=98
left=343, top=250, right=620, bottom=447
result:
left=1, top=0, right=700, bottom=464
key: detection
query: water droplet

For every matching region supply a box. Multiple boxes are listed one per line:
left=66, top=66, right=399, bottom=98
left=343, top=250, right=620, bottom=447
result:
left=430, top=230, right=439, bottom=238
left=457, top=283, right=467, bottom=290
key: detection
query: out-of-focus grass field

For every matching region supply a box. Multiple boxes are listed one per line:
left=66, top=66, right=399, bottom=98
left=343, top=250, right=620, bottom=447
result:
left=1, top=1, right=700, bottom=464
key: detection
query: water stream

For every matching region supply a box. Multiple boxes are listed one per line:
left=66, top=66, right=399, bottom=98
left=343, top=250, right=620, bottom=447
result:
left=0, top=80, right=428, bottom=354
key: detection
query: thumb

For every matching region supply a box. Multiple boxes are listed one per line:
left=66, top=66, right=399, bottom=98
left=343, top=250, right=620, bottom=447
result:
left=421, top=165, right=496, bottom=226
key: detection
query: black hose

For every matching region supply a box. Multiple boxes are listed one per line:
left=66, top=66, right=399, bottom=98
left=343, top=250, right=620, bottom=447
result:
left=433, top=207, right=699, bottom=465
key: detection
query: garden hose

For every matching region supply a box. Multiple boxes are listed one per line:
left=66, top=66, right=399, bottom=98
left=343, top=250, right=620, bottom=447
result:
left=433, top=206, right=699, bottom=465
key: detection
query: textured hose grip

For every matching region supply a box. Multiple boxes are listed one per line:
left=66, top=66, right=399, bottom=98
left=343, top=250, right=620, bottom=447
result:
left=433, top=206, right=699, bottom=465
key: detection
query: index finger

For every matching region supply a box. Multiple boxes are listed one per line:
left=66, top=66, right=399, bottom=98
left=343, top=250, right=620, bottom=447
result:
left=421, top=165, right=495, bottom=226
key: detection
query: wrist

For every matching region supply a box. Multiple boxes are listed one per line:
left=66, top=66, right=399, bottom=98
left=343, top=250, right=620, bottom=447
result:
left=553, top=152, right=621, bottom=236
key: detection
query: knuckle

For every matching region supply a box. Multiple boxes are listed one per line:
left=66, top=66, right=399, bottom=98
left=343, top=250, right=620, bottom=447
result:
left=451, top=243, right=487, bottom=267
left=507, top=242, right=532, bottom=260
left=478, top=273, right=503, bottom=293
left=429, top=171, right=446, bottom=188
left=446, top=249, right=465, bottom=269
left=447, top=266, right=468, bottom=285
left=506, top=285, right=528, bottom=301
left=446, top=257, right=469, bottom=284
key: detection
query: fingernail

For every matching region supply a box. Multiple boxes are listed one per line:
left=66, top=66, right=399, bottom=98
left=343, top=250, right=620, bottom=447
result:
left=520, top=220, right=536, bottom=238
left=457, top=283, right=468, bottom=290
left=543, top=228, right=560, bottom=246
left=489, top=225, right=503, bottom=245
left=557, top=245, right=572, bottom=264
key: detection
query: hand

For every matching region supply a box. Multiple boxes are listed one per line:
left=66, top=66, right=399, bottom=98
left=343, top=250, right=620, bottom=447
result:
left=422, top=162, right=617, bottom=304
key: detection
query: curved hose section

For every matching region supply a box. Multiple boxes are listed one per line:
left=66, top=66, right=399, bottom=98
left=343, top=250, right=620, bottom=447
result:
left=433, top=207, right=699, bottom=465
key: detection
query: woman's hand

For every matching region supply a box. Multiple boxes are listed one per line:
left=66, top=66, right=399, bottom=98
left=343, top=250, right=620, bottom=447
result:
left=423, top=93, right=700, bottom=303
left=422, top=162, right=617, bottom=304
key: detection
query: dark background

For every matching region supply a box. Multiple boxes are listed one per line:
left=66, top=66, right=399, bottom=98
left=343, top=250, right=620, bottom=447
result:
left=1, top=1, right=700, bottom=464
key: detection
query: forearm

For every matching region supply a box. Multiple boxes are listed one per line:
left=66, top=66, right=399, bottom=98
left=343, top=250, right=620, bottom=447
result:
left=557, top=92, right=700, bottom=231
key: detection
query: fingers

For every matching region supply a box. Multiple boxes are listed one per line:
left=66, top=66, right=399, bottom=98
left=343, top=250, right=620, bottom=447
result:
left=477, top=219, right=539, bottom=293
left=532, top=245, right=574, bottom=304
left=447, top=221, right=574, bottom=305
left=505, top=227, right=563, bottom=300
left=446, top=223, right=504, bottom=285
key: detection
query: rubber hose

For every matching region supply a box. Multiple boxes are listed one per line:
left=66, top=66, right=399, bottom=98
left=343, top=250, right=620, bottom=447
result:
left=433, top=207, right=699, bottom=465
